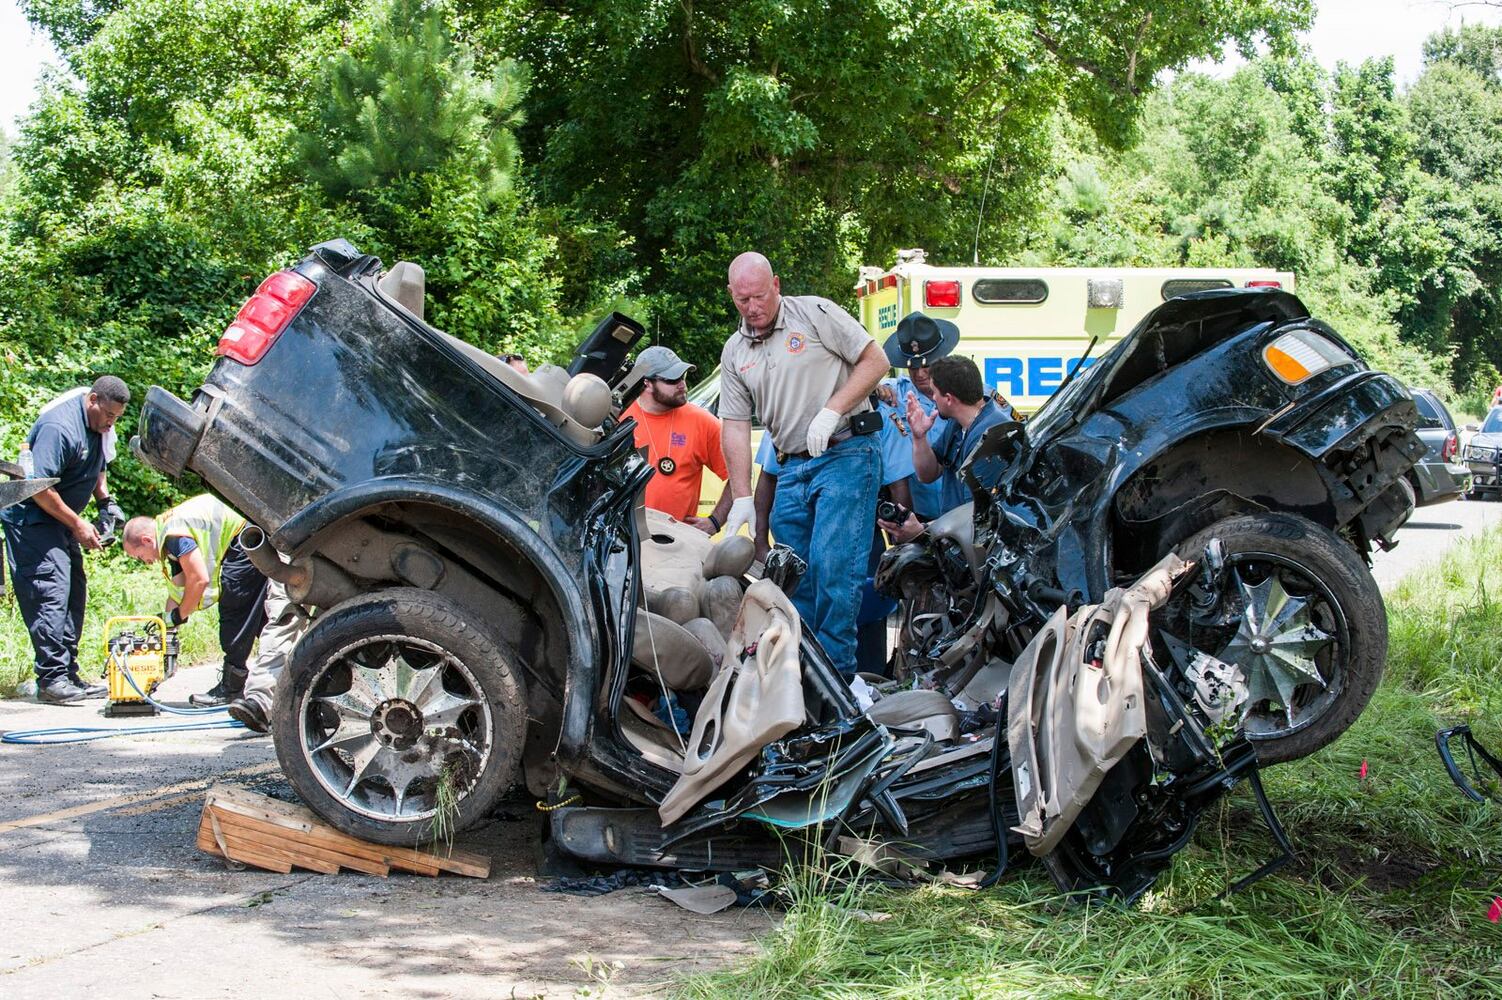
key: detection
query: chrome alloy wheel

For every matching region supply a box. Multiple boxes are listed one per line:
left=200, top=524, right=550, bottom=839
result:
left=1218, top=556, right=1344, bottom=739
left=298, top=635, right=492, bottom=822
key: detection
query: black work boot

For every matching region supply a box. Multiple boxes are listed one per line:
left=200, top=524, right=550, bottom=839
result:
left=227, top=698, right=269, bottom=735
left=38, top=678, right=88, bottom=705
left=189, top=682, right=228, bottom=707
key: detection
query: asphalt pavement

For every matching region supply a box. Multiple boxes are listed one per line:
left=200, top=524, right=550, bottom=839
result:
left=1369, top=495, right=1502, bottom=590
left=0, top=496, right=1495, bottom=997
left=0, top=667, right=766, bottom=998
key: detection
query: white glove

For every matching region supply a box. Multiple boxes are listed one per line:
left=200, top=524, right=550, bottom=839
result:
left=723, top=494, right=757, bottom=538
left=806, top=407, right=841, bottom=457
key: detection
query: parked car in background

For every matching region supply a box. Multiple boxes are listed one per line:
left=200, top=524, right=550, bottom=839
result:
left=1465, top=406, right=1502, bottom=500
left=1407, top=388, right=1470, bottom=506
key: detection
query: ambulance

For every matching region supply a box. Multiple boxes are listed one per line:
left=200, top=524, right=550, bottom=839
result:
left=853, top=249, right=1294, bottom=411
left=687, top=250, right=1294, bottom=508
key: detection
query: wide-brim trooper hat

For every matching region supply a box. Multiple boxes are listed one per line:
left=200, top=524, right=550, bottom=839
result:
left=883, top=311, right=961, bottom=369
left=637, top=344, right=695, bottom=381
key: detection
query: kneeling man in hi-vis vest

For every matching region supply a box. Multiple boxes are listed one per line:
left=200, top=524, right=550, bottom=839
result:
left=122, top=495, right=307, bottom=732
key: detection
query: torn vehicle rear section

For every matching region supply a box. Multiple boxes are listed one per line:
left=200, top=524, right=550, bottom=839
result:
left=132, top=242, right=1420, bottom=902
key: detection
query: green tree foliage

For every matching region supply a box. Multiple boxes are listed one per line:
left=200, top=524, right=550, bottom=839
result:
left=295, top=0, right=561, bottom=354
left=470, top=0, right=1309, bottom=364
left=1024, top=56, right=1455, bottom=391
left=19, top=0, right=127, bottom=55
left=299, top=0, right=524, bottom=202
left=0, top=0, right=564, bottom=515
left=1423, top=21, right=1502, bottom=85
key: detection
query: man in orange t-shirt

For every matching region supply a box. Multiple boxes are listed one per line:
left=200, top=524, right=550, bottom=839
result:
left=622, top=346, right=733, bottom=532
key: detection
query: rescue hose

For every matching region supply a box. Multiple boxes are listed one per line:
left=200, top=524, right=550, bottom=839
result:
left=1, top=720, right=244, bottom=745
left=1, top=652, right=244, bottom=745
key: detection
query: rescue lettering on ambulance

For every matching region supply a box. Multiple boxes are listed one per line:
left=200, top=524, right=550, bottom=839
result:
left=983, top=355, right=1101, bottom=398
left=877, top=301, right=899, bottom=332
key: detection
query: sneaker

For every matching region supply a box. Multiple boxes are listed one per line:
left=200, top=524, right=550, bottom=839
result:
left=68, top=675, right=107, bottom=699
left=227, top=698, right=269, bottom=735
left=189, top=683, right=228, bottom=708
left=38, top=678, right=88, bottom=705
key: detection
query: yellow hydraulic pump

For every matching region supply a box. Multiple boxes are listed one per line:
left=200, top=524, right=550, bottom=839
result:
left=103, top=616, right=180, bottom=718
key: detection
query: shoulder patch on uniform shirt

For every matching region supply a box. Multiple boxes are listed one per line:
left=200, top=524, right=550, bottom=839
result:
left=786, top=332, right=806, bottom=354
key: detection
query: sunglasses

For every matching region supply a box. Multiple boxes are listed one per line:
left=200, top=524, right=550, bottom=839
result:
left=649, top=375, right=686, bottom=385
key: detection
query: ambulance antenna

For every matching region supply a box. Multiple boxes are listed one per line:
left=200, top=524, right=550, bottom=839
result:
left=972, top=142, right=998, bottom=265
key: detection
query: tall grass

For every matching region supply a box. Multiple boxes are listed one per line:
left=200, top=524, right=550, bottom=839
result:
left=681, top=529, right=1502, bottom=999
left=1, top=548, right=224, bottom=693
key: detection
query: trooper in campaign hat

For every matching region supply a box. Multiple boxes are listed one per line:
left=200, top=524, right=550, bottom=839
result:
left=876, top=312, right=963, bottom=524
left=883, top=311, right=961, bottom=370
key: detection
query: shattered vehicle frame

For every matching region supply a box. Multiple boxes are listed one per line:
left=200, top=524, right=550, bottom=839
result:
left=133, top=241, right=1421, bottom=901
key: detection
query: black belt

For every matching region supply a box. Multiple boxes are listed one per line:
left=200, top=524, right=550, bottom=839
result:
left=776, top=426, right=868, bottom=464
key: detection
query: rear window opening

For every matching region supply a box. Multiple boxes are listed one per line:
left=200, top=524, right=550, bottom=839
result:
left=1410, top=392, right=1445, bottom=429
left=972, top=278, right=1048, bottom=304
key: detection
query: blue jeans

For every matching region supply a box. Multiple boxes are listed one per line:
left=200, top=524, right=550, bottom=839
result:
left=770, top=434, right=880, bottom=674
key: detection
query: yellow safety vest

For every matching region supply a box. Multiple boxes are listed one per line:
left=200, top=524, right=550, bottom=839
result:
left=156, top=494, right=246, bottom=610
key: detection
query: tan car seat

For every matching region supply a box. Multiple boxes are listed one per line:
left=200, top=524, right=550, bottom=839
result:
left=866, top=689, right=960, bottom=742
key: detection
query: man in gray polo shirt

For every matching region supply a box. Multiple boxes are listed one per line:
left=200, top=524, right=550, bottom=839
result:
left=719, top=252, right=888, bottom=674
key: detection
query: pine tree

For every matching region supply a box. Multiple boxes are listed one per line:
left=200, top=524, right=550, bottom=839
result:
left=299, top=0, right=526, bottom=204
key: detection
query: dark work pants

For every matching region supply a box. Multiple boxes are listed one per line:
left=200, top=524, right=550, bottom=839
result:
left=214, top=541, right=268, bottom=698
left=3, top=519, right=87, bottom=687
left=855, top=522, right=893, bottom=677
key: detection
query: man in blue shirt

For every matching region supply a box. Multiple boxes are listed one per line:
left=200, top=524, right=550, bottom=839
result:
left=1, top=377, right=130, bottom=703
left=882, top=357, right=1011, bottom=542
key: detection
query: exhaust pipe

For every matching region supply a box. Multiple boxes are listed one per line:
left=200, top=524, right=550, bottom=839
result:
left=238, top=524, right=308, bottom=590
left=239, top=524, right=359, bottom=608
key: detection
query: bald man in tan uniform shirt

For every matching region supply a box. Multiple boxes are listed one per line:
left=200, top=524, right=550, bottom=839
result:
left=718, top=252, right=888, bottom=673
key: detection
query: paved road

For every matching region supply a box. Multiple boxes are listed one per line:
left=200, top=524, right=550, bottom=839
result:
left=1369, top=495, right=1502, bottom=590
left=0, top=667, right=766, bottom=998
left=1, top=497, right=1495, bottom=998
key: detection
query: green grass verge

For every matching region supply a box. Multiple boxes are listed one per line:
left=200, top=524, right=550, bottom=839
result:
left=681, top=529, right=1502, bottom=999
left=1, top=548, right=226, bottom=694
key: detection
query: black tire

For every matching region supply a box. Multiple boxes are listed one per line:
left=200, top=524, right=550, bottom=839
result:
left=1397, top=474, right=1417, bottom=513
left=1171, top=513, right=1386, bottom=765
left=273, top=587, right=527, bottom=846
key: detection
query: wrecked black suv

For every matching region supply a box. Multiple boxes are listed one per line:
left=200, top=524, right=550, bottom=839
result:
left=134, top=240, right=1422, bottom=901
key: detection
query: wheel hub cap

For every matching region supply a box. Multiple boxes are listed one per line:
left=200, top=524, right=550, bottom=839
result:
left=371, top=698, right=423, bottom=750
left=1222, top=570, right=1333, bottom=726
left=304, top=642, right=486, bottom=818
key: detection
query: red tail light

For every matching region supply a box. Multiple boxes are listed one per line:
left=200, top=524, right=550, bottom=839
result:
left=1245, top=279, right=1282, bottom=289
left=216, top=270, right=316, bottom=365
left=1443, top=431, right=1458, bottom=462
left=924, top=279, right=961, bottom=308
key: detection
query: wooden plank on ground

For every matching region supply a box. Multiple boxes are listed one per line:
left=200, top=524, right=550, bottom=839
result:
left=214, top=813, right=393, bottom=877
left=195, top=785, right=490, bottom=878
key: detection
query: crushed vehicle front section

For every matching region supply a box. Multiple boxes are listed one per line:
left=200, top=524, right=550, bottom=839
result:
left=978, top=290, right=1423, bottom=605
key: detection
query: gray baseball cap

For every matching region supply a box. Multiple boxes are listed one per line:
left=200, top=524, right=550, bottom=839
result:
left=637, top=345, right=694, bottom=381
